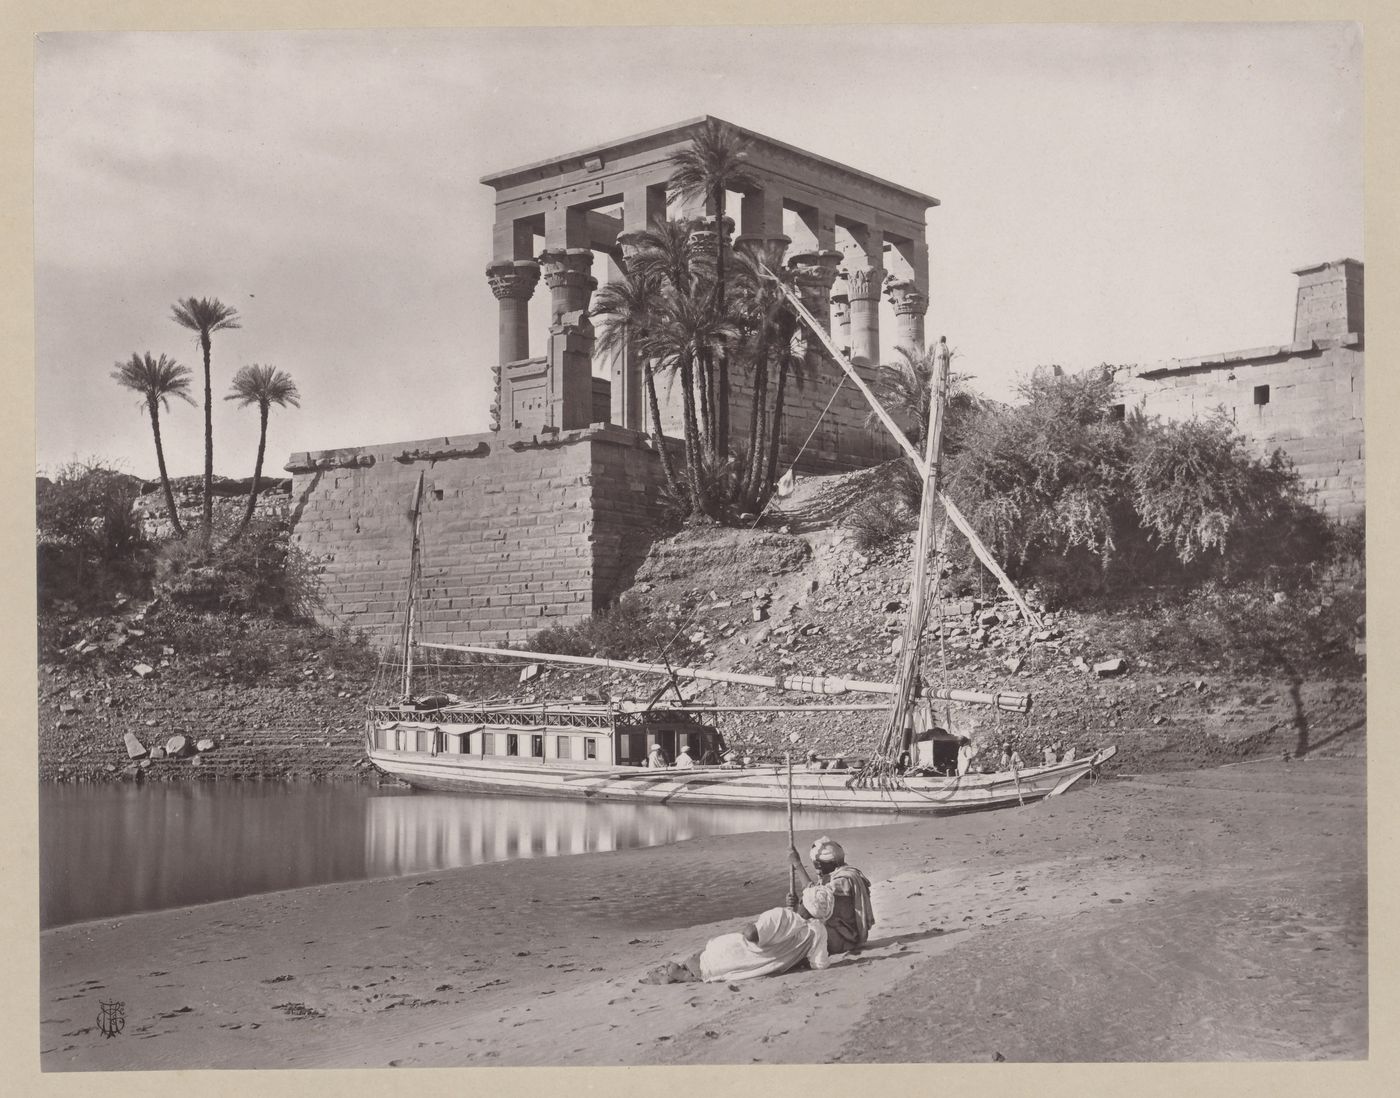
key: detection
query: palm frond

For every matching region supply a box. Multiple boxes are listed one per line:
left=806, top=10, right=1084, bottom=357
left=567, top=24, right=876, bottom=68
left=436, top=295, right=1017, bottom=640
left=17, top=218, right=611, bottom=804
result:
left=171, top=296, right=242, bottom=336
left=111, top=352, right=196, bottom=412
left=225, top=363, right=301, bottom=409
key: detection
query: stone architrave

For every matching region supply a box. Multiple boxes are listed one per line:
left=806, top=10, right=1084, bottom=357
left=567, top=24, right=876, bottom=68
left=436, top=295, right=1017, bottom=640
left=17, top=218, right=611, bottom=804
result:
left=845, top=265, right=887, bottom=365
left=486, top=259, right=541, bottom=367
left=886, top=279, right=929, bottom=351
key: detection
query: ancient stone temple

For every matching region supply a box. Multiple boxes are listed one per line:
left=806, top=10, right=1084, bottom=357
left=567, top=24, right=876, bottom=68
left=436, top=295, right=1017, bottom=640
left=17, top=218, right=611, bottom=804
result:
left=480, top=115, right=937, bottom=470
left=287, top=117, right=939, bottom=645
left=1120, top=259, right=1364, bottom=518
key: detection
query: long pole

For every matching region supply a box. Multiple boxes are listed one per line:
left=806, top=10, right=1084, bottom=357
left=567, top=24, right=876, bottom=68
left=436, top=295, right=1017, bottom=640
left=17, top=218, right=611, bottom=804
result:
left=757, top=262, right=1041, bottom=629
left=419, top=641, right=1030, bottom=712
left=786, top=750, right=797, bottom=908
left=400, top=472, right=426, bottom=699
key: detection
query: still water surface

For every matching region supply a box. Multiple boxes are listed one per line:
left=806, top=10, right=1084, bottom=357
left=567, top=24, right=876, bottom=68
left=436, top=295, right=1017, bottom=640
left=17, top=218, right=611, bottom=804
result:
left=41, top=782, right=882, bottom=928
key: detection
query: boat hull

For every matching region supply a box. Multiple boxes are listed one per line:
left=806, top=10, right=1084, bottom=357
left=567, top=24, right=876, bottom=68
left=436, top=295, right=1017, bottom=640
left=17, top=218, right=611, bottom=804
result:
left=365, top=744, right=1116, bottom=815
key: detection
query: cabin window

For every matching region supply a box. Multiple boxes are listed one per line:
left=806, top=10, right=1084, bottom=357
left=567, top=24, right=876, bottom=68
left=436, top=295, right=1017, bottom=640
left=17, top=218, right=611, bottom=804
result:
left=482, top=732, right=495, bottom=755
left=585, top=737, right=598, bottom=760
left=1254, top=384, right=1270, bottom=406
left=506, top=733, right=519, bottom=756
left=531, top=734, right=544, bottom=758
left=556, top=736, right=571, bottom=760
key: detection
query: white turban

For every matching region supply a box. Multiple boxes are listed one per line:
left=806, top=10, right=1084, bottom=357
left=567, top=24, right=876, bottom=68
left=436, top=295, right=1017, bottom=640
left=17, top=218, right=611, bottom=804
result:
left=810, top=835, right=846, bottom=867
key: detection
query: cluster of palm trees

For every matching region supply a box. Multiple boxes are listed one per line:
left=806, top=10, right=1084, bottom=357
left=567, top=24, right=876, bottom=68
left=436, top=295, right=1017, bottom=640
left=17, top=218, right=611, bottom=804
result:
left=592, top=120, right=823, bottom=520
left=111, top=296, right=300, bottom=546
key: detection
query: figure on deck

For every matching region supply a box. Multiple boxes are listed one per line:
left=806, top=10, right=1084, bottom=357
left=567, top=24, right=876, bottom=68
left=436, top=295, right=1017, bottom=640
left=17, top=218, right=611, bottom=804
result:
left=789, top=836, right=875, bottom=955
left=646, top=744, right=669, bottom=768
left=999, top=742, right=1023, bottom=773
left=641, top=884, right=836, bottom=984
left=956, top=736, right=974, bottom=776
left=673, top=745, right=695, bottom=770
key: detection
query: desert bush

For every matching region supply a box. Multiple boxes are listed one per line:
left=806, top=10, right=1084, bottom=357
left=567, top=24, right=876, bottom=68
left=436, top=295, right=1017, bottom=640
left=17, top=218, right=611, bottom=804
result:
left=940, top=369, right=1335, bottom=603
left=37, top=461, right=149, bottom=606
left=155, top=518, right=320, bottom=619
left=531, top=598, right=698, bottom=662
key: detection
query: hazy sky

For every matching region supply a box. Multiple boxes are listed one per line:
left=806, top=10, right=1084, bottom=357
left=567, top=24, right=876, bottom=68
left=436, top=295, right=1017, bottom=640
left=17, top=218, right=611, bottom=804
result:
left=34, top=22, right=1362, bottom=480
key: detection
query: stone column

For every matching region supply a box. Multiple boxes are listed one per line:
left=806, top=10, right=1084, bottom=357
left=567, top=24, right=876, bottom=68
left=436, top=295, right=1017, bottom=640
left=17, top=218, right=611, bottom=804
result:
left=539, top=248, right=597, bottom=322
left=831, top=292, right=851, bottom=355
left=886, top=279, right=929, bottom=352
left=845, top=264, right=886, bottom=365
left=486, top=259, right=541, bottom=366
left=787, top=250, right=843, bottom=332
left=736, top=187, right=789, bottom=263
left=540, top=248, right=598, bottom=431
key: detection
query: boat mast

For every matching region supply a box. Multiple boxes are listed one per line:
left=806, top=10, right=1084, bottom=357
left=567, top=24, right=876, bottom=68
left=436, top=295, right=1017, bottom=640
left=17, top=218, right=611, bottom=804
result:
left=876, top=336, right=952, bottom=770
left=399, top=471, right=426, bottom=699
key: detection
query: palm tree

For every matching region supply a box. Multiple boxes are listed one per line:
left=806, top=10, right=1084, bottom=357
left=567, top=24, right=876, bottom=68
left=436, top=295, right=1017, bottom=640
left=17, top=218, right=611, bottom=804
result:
left=224, top=364, right=300, bottom=540
left=591, top=269, right=684, bottom=500
left=171, top=296, right=241, bottom=541
left=731, top=243, right=806, bottom=509
left=871, top=343, right=981, bottom=455
left=668, top=119, right=757, bottom=457
left=110, top=352, right=195, bottom=537
left=641, top=285, right=740, bottom=516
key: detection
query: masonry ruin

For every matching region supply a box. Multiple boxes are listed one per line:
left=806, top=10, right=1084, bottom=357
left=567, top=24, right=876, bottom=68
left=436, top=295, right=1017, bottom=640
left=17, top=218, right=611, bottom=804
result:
left=287, top=118, right=938, bottom=645
left=1120, top=259, right=1364, bottom=519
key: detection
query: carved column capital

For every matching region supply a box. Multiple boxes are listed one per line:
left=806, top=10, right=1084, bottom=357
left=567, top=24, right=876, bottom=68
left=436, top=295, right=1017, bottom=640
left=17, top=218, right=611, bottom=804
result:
left=885, top=279, right=929, bottom=317
left=788, top=249, right=842, bottom=293
left=844, top=265, right=887, bottom=301
left=486, top=259, right=541, bottom=301
left=539, top=248, right=597, bottom=293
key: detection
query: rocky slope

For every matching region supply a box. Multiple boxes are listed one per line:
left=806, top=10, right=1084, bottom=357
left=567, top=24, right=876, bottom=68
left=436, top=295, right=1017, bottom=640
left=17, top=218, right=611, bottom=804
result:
left=37, top=471, right=1365, bottom=782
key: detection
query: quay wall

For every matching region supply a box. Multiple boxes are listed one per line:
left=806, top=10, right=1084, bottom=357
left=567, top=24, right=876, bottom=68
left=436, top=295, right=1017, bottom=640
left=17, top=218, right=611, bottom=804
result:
left=287, top=425, right=665, bottom=647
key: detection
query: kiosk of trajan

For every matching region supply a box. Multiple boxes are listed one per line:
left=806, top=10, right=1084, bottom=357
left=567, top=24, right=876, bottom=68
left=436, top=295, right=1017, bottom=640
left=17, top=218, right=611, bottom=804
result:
left=287, top=117, right=940, bottom=645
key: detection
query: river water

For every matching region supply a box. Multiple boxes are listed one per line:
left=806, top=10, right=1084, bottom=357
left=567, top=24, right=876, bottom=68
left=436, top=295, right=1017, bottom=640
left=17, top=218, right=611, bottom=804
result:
left=40, top=782, right=882, bottom=929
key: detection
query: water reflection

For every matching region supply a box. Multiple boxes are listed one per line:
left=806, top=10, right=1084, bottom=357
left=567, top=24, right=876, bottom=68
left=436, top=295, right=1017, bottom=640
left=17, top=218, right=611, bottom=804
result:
left=364, top=793, right=877, bottom=876
left=41, top=783, right=880, bottom=929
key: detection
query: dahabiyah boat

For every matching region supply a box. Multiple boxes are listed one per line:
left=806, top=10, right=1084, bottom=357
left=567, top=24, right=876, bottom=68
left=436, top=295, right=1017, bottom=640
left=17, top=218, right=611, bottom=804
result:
left=365, top=272, right=1115, bottom=813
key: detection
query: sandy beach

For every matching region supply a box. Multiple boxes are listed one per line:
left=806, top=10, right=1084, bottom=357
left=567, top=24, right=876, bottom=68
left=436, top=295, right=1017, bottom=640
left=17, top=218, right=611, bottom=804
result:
left=39, top=757, right=1365, bottom=1070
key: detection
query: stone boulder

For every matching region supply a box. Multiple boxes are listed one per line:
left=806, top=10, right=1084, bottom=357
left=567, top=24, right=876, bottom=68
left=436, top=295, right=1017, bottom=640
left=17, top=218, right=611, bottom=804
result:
left=123, top=732, right=148, bottom=759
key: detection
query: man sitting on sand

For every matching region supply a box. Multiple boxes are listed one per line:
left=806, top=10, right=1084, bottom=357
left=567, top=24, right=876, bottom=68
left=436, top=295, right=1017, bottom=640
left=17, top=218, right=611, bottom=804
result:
left=641, top=884, right=836, bottom=984
left=789, top=836, right=875, bottom=955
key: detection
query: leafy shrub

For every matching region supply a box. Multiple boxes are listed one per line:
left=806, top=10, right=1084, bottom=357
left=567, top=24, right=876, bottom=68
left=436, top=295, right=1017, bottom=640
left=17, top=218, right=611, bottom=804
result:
left=155, top=518, right=320, bottom=619
left=531, top=598, right=697, bottom=662
left=37, top=461, right=148, bottom=606
left=941, top=369, right=1335, bottom=602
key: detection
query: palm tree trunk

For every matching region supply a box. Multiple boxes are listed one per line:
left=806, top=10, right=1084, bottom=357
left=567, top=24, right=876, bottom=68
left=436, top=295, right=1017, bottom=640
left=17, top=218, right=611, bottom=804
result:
left=764, top=356, right=791, bottom=501
left=644, top=362, right=683, bottom=500
left=697, top=349, right=715, bottom=456
left=742, top=334, right=770, bottom=506
left=679, top=357, right=705, bottom=514
left=148, top=399, right=184, bottom=538
left=713, top=183, right=730, bottom=457
left=200, top=331, right=213, bottom=543
left=233, top=403, right=269, bottom=541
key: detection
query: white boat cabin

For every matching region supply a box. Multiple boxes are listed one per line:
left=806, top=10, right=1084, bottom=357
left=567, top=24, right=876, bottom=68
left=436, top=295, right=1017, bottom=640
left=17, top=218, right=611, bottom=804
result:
left=368, top=701, right=727, bottom=769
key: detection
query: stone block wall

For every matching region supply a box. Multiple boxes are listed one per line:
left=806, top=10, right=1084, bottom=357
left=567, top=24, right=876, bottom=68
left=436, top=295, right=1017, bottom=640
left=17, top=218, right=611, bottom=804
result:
left=287, top=425, right=664, bottom=647
left=1123, top=339, right=1364, bottom=518
left=650, top=354, right=901, bottom=477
